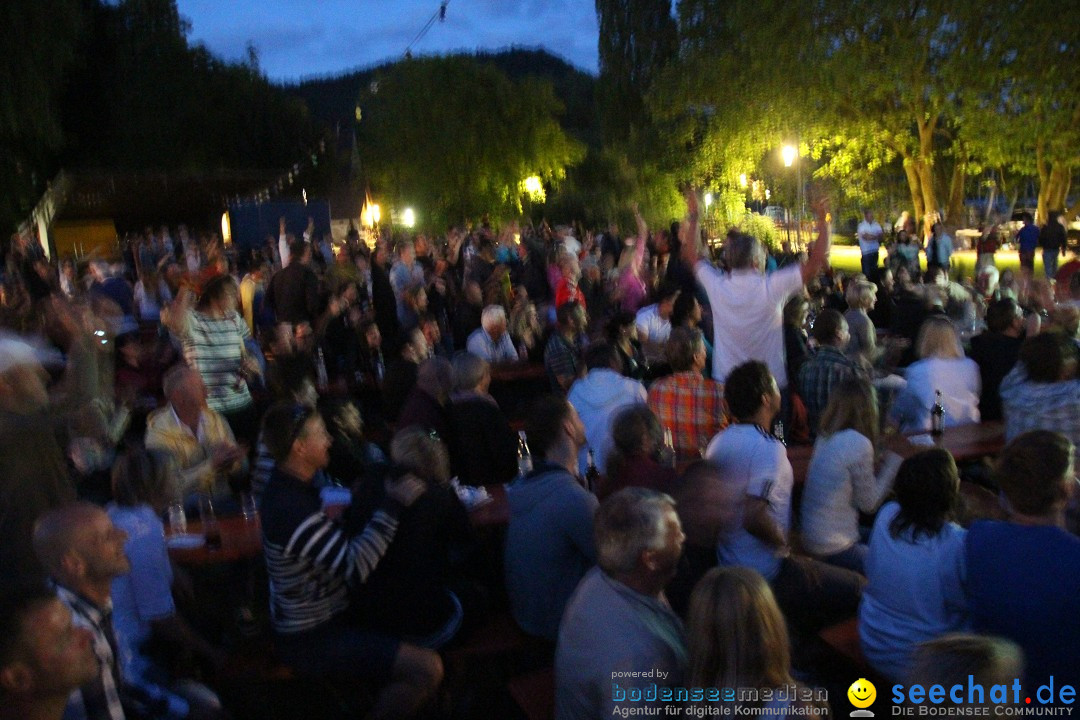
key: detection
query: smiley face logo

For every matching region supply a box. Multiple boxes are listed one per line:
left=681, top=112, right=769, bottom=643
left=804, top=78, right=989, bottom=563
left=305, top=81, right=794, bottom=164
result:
left=848, top=678, right=876, bottom=710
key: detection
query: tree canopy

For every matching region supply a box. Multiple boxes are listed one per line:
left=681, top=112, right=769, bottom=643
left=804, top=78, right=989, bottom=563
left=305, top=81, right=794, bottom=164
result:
left=354, top=55, right=585, bottom=230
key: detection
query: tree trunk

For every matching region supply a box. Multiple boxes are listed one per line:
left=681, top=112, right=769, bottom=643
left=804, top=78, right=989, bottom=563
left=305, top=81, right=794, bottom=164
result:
left=916, top=121, right=938, bottom=234
left=1046, top=165, right=1071, bottom=212
left=1035, top=137, right=1050, bottom=224
left=945, top=156, right=968, bottom=228
left=902, top=157, right=925, bottom=227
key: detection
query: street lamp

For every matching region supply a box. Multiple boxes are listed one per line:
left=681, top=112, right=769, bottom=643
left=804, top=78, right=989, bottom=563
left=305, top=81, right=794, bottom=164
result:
left=738, top=173, right=748, bottom=189
left=402, top=207, right=416, bottom=229
left=782, top=145, right=797, bottom=168
left=704, top=192, right=714, bottom=208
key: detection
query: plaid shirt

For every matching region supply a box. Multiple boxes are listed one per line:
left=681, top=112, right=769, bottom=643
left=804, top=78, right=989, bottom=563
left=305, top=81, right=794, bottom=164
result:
left=1000, top=364, right=1080, bottom=448
left=648, top=371, right=727, bottom=462
left=544, top=332, right=585, bottom=392
left=56, top=585, right=187, bottom=720
left=797, top=345, right=865, bottom=436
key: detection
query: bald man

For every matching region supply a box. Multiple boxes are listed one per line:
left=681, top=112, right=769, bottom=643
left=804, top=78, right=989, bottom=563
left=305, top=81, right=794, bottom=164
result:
left=34, top=503, right=204, bottom=720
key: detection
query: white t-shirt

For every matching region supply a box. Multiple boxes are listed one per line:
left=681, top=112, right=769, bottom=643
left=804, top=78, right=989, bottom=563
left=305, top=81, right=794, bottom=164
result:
left=695, top=263, right=803, bottom=388
left=706, top=424, right=793, bottom=581
left=857, top=220, right=884, bottom=255
left=634, top=304, right=671, bottom=344
left=890, top=356, right=980, bottom=432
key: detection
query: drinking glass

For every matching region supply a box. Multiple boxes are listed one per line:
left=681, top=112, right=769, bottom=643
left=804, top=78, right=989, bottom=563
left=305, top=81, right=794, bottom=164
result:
left=166, top=503, right=187, bottom=536
left=240, top=492, right=258, bottom=522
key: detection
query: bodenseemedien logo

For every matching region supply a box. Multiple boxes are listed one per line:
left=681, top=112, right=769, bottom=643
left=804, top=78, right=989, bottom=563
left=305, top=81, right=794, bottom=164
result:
left=849, top=679, right=877, bottom=717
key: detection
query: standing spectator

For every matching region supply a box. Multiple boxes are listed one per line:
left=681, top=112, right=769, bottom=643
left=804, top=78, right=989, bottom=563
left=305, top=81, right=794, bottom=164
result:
left=1015, top=212, right=1040, bottom=276
left=844, top=280, right=881, bottom=368
left=859, top=449, right=968, bottom=683
left=389, top=241, right=425, bottom=326
left=265, top=240, right=321, bottom=327
left=465, top=305, right=518, bottom=363
left=925, top=221, right=953, bottom=274
left=682, top=191, right=831, bottom=392
left=553, top=252, right=586, bottom=311
left=505, top=396, right=597, bottom=641
left=568, top=343, right=648, bottom=475
left=176, top=274, right=261, bottom=446
left=647, top=327, right=726, bottom=463
left=782, top=295, right=811, bottom=385
left=259, top=402, right=443, bottom=718
left=857, top=209, right=884, bottom=281
left=968, top=298, right=1025, bottom=422
left=1039, top=211, right=1067, bottom=281
left=706, top=361, right=863, bottom=634
left=999, top=331, right=1080, bottom=447
left=965, top=431, right=1080, bottom=692
left=555, top=488, right=687, bottom=719
left=0, top=586, right=99, bottom=720
left=976, top=224, right=1001, bottom=271
left=890, top=317, right=980, bottom=432
left=544, top=300, right=588, bottom=393
left=797, top=309, right=865, bottom=436
left=801, top=378, right=901, bottom=572
left=634, top=283, right=681, bottom=350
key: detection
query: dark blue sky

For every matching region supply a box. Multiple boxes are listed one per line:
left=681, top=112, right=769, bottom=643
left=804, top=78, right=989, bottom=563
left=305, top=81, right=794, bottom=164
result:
left=175, top=0, right=601, bottom=82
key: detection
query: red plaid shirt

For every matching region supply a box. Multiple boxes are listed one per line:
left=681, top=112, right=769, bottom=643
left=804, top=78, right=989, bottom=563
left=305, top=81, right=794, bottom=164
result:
left=647, top=371, right=728, bottom=462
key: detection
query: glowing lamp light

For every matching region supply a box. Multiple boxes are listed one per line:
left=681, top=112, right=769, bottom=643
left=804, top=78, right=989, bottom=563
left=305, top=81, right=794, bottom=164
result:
left=221, top=212, right=231, bottom=245
left=522, top=175, right=546, bottom=203
left=739, top=173, right=748, bottom=189
left=402, top=207, right=416, bottom=228
left=704, top=193, right=714, bottom=208
left=782, top=145, right=797, bottom=167
left=765, top=188, right=772, bottom=200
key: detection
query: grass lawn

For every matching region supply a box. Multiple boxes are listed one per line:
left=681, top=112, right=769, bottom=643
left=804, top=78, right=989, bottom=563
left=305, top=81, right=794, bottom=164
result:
left=827, top=245, right=1044, bottom=280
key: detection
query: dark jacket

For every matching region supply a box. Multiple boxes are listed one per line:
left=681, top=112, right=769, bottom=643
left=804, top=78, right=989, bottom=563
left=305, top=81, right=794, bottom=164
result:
left=968, top=332, right=1024, bottom=422
left=265, top=262, right=320, bottom=325
left=448, top=393, right=519, bottom=486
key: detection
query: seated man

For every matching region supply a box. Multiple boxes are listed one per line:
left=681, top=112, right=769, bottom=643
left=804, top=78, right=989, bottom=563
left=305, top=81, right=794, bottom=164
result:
left=259, top=402, right=442, bottom=718
left=965, top=430, right=1080, bottom=693
left=647, top=327, right=726, bottom=462
left=556, top=488, right=688, bottom=719
left=707, top=361, right=863, bottom=633
left=797, top=309, right=865, bottom=435
left=634, top=283, right=681, bottom=350
left=145, top=365, right=246, bottom=503
left=505, top=396, right=598, bottom=641
left=447, top=353, right=518, bottom=485
left=568, top=343, right=648, bottom=475
left=967, top=298, right=1025, bottom=422
left=0, top=585, right=99, bottom=720
left=33, top=503, right=208, bottom=720
left=1000, top=331, right=1080, bottom=448
left=544, top=301, right=588, bottom=393
left=465, top=305, right=518, bottom=364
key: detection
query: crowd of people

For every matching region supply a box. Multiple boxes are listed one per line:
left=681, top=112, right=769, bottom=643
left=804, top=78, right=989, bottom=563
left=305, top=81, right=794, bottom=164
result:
left=1, top=194, right=1079, bottom=720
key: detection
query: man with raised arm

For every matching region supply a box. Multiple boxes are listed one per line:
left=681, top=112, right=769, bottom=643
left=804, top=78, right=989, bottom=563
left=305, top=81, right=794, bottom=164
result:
left=681, top=190, right=832, bottom=393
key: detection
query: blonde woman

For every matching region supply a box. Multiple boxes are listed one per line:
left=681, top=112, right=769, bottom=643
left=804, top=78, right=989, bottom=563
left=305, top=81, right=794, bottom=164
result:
left=889, top=316, right=980, bottom=432
left=687, top=567, right=822, bottom=712
left=801, top=378, right=902, bottom=573
left=844, top=280, right=880, bottom=368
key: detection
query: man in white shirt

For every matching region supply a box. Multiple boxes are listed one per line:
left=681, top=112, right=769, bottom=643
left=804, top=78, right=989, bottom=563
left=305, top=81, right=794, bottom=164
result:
left=857, top=210, right=883, bottom=281
left=681, top=190, right=832, bottom=390
left=634, top=284, right=681, bottom=349
left=466, top=305, right=519, bottom=364
left=705, top=361, right=862, bottom=633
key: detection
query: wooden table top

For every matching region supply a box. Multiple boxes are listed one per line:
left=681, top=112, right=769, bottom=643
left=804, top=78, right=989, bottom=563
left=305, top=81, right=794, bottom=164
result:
left=787, top=421, right=1006, bottom=485
left=167, top=515, right=263, bottom=566
left=469, top=484, right=509, bottom=528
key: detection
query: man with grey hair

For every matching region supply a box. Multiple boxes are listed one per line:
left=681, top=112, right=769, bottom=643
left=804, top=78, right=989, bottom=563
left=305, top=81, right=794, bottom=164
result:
left=447, top=353, right=518, bottom=485
left=145, top=364, right=246, bottom=503
left=681, top=191, right=832, bottom=391
left=466, top=305, right=518, bottom=363
left=555, top=487, right=688, bottom=719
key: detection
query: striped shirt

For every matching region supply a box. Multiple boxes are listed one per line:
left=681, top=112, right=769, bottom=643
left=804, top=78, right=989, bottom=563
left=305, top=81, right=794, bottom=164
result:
left=56, top=585, right=187, bottom=720
left=261, top=468, right=401, bottom=634
left=181, top=309, right=252, bottom=413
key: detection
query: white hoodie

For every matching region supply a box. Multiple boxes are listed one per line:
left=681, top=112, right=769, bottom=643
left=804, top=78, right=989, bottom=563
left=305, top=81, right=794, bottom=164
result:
left=567, top=368, right=647, bottom=475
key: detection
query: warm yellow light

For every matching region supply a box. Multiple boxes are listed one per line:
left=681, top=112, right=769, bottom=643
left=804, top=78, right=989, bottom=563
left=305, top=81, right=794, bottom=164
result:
left=362, top=202, right=381, bottom=228
left=739, top=173, right=748, bottom=189
left=522, top=175, right=546, bottom=203
left=704, top=193, right=714, bottom=208
left=402, top=207, right=416, bottom=228
left=765, top=188, right=772, bottom=200
left=782, top=145, right=797, bottom=167
left=221, top=212, right=231, bottom=245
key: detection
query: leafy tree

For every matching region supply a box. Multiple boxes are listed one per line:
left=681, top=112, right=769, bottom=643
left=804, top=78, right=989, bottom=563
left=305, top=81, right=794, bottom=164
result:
left=354, top=56, right=584, bottom=230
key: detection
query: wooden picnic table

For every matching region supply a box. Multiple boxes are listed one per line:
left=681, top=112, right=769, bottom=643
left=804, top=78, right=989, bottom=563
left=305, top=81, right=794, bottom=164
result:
left=787, top=421, right=1006, bottom=486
